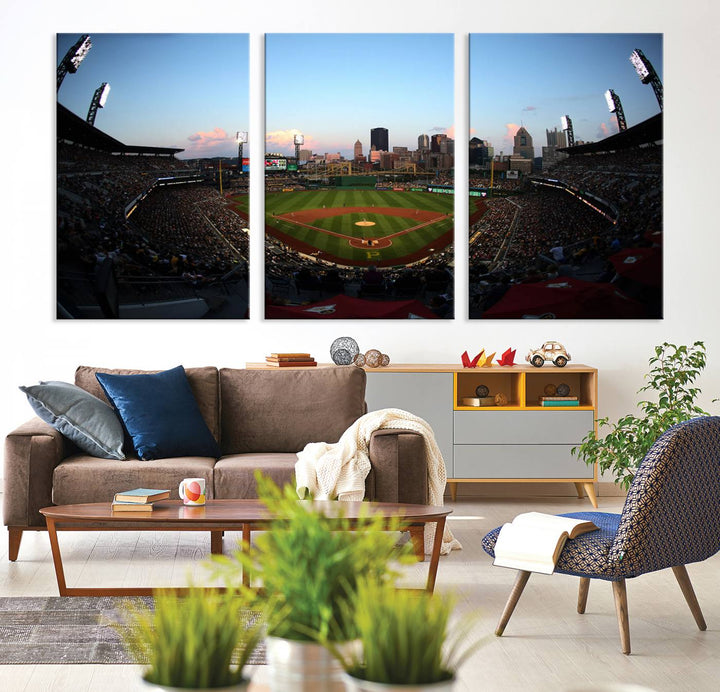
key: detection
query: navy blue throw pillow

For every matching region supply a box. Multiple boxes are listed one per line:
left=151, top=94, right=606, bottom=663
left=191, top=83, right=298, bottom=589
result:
left=95, top=366, right=220, bottom=460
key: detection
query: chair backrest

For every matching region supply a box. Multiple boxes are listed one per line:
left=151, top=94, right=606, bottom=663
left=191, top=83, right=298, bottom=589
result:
left=609, top=416, right=720, bottom=577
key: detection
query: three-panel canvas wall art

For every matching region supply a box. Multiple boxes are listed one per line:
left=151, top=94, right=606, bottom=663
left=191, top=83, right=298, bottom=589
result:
left=57, top=33, right=662, bottom=320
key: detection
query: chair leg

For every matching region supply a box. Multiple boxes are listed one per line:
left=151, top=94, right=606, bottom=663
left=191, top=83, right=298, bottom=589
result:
left=672, top=565, right=707, bottom=631
left=8, top=528, right=23, bottom=562
left=577, top=577, right=590, bottom=614
left=611, top=579, right=631, bottom=655
left=495, top=570, right=531, bottom=636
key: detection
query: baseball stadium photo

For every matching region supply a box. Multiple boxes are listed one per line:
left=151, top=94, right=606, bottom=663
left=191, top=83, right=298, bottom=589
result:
left=264, top=34, right=455, bottom=319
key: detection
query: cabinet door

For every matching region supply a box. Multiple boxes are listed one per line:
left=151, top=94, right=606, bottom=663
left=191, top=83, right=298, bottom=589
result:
left=365, top=372, right=454, bottom=476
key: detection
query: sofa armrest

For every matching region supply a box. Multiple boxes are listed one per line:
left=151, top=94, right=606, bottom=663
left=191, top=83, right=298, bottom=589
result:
left=366, top=428, right=427, bottom=505
left=4, top=418, right=67, bottom=527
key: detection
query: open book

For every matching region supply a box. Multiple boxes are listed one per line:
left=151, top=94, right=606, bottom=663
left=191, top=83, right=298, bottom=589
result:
left=493, top=512, right=599, bottom=574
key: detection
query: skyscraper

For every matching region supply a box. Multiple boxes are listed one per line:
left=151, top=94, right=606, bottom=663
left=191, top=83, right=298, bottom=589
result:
left=370, top=127, right=388, bottom=153
left=545, top=127, right=567, bottom=148
left=418, top=133, right=430, bottom=150
left=354, top=139, right=363, bottom=160
left=513, top=126, right=534, bottom=159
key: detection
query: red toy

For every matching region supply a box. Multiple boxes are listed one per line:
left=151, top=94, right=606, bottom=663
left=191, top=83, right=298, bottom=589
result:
left=497, top=348, right=517, bottom=366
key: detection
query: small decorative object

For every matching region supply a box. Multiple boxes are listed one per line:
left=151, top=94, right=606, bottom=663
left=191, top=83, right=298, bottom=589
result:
left=543, top=383, right=557, bottom=396
left=353, top=353, right=366, bottom=367
left=380, top=353, right=390, bottom=367
left=461, top=397, right=481, bottom=407
left=526, top=341, right=571, bottom=368
left=556, top=383, right=571, bottom=397
left=179, top=477, right=206, bottom=506
left=364, top=349, right=383, bottom=368
left=496, top=347, right=517, bottom=366
left=461, top=350, right=483, bottom=368
left=481, top=351, right=496, bottom=367
left=475, top=384, right=490, bottom=398
left=494, top=392, right=508, bottom=406
left=478, top=397, right=496, bottom=406
left=330, top=337, right=360, bottom=366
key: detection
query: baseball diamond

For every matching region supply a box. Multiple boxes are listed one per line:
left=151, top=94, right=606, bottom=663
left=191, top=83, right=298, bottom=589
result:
left=246, top=189, right=454, bottom=267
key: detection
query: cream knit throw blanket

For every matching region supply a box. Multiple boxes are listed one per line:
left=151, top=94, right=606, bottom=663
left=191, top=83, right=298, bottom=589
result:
left=295, top=408, right=461, bottom=556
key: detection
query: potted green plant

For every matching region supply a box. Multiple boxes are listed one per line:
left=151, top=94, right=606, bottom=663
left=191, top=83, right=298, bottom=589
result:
left=118, top=587, right=262, bottom=691
left=209, top=473, right=413, bottom=692
left=573, top=342, right=713, bottom=489
left=330, top=579, right=483, bottom=691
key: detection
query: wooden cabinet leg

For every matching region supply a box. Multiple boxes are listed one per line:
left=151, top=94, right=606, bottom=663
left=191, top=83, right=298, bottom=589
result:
left=210, top=530, right=223, bottom=555
left=408, top=526, right=425, bottom=562
left=573, top=482, right=585, bottom=499
left=611, top=579, right=631, bottom=655
left=583, top=482, right=598, bottom=508
left=672, top=565, right=707, bottom=631
left=496, top=570, right=531, bottom=636
left=577, top=577, right=590, bottom=614
left=448, top=482, right=458, bottom=502
left=8, top=528, right=23, bottom=562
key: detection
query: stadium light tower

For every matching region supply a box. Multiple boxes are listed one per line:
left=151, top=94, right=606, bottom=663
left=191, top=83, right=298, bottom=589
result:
left=561, top=115, right=575, bottom=147
left=236, top=131, right=248, bottom=174
left=630, top=48, right=663, bottom=111
left=293, top=133, right=304, bottom=168
left=86, top=83, right=111, bottom=127
left=604, top=89, right=627, bottom=132
left=57, top=34, right=92, bottom=92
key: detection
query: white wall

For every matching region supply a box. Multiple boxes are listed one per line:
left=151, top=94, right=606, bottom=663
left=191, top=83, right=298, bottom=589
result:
left=2, top=1, right=719, bottom=453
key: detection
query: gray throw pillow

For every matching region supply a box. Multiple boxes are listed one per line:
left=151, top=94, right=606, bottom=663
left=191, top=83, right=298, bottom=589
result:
left=20, top=381, right=125, bottom=460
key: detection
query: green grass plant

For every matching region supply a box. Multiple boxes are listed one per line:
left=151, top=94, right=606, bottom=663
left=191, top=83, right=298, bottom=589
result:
left=118, top=587, right=262, bottom=689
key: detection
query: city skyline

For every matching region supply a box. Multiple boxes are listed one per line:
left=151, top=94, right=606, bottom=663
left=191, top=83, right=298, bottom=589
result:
left=470, top=34, right=663, bottom=158
left=57, top=34, right=250, bottom=160
left=265, top=34, right=454, bottom=159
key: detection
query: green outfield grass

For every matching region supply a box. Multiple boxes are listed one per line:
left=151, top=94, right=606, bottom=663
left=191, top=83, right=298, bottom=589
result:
left=250, top=189, right=454, bottom=265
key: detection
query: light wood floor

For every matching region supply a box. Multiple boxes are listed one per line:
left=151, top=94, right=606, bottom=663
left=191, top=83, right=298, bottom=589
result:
left=1, top=494, right=718, bottom=692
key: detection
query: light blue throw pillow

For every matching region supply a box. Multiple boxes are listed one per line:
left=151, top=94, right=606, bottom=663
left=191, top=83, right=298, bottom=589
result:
left=20, top=381, right=125, bottom=460
left=95, top=365, right=221, bottom=461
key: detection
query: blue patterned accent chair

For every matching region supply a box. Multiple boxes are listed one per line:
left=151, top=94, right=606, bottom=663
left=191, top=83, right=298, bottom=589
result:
left=481, top=416, right=720, bottom=654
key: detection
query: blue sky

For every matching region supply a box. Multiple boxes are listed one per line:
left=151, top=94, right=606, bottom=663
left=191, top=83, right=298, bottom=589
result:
left=265, top=34, right=454, bottom=158
left=57, top=34, right=249, bottom=159
left=470, top=34, right=663, bottom=157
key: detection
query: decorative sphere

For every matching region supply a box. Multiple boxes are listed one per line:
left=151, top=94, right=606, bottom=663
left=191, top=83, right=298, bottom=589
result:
left=494, top=392, right=508, bottom=406
left=556, top=383, right=571, bottom=396
left=330, top=337, right=359, bottom=365
left=365, top=349, right=382, bottom=368
left=380, top=353, right=390, bottom=367
left=475, top=384, right=490, bottom=398
left=353, top=353, right=366, bottom=367
left=544, top=384, right=557, bottom=396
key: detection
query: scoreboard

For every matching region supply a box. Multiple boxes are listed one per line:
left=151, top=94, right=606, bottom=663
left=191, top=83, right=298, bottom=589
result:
left=265, top=157, right=287, bottom=171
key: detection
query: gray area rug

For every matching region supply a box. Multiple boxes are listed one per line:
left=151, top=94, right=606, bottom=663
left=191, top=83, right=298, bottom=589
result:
left=0, top=597, right=266, bottom=665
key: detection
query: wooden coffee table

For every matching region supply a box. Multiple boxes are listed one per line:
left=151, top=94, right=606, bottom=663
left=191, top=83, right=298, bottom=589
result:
left=40, top=499, right=451, bottom=597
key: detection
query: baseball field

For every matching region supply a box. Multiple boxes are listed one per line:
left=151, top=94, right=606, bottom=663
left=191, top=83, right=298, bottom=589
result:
left=235, top=189, right=454, bottom=267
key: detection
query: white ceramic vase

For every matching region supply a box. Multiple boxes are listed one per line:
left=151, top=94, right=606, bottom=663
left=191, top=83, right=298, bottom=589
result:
left=341, top=672, right=456, bottom=692
left=265, top=636, right=346, bottom=692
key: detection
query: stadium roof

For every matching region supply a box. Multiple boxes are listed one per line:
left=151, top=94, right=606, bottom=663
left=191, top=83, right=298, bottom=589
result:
left=57, top=103, right=184, bottom=156
left=558, top=112, right=662, bottom=155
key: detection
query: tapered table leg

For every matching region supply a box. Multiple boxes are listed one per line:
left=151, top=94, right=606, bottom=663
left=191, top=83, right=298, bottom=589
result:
left=425, top=517, right=446, bottom=594
left=46, top=518, right=69, bottom=597
left=496, top=570, right=531, bottom=636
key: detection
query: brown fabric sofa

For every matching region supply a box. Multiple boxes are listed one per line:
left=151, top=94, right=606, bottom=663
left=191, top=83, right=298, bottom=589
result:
left=4, top=365, right=427, bottom=561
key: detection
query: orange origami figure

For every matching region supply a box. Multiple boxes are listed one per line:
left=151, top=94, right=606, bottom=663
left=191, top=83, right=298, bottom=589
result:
left=481, top=352, right=496, bottom=367
left=497, top=348, right=517, bottom=366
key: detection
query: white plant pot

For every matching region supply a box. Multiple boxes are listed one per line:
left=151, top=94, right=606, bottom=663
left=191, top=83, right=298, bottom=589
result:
left=341, top=672, right=456, bottom=692
left=141, top=676, right=249, bottom=691
left=265, top=636, right=346, bottom=692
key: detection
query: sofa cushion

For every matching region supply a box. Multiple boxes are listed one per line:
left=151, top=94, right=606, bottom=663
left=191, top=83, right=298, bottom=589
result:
left=219, top=367, right=366, bottom=454
left=214, top=453, right=299, bottom=499
left=95, top=366, right=221, bottom=461
left=75, top=365, right=220, bottom=441
left=53, top=454, right=216, bottom=505
left=19, top=381, right=125, bottom=460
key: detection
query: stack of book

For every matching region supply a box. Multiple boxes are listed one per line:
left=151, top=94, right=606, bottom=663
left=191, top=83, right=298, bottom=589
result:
left=265, top=353, right=317, bottom=367
left=538, top=396, right=580, bottom=407
left=111, top=488, right=170, bottom=512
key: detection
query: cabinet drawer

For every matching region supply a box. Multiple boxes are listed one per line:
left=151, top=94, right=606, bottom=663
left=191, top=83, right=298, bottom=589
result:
left=454, top=410, right=593, bottom=445
left=453, top=444, right=594, bottom=479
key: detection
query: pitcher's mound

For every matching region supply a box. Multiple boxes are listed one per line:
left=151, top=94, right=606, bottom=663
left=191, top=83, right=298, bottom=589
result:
left=355, top=220, right=376, bottom=227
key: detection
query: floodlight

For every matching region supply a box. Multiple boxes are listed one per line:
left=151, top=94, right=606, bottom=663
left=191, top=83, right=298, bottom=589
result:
left=560, top=115, right=575, bottom=147
left=605, top=90, right=616, bottom=112
left=86, top=82, right=110, bottom=126
left=98, top=83, right=111, bottom=108
left=236, top=131, right=248, bottom=144
left=604, top=89, right=627, bottom=132
left=630, top=49, right=652, bottom=83
left=560, top=115, right=570, bottom=131
left=68, top=35, right=92, bottom=72
left=294, top=133, right=304, bottom=145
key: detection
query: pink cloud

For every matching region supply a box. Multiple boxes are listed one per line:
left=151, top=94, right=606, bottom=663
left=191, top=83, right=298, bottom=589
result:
left=503, top=122, right=521, bottom=149
left=185, top=127, right=233, bottom=156
left=266, top=129, right=320, bottom=155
